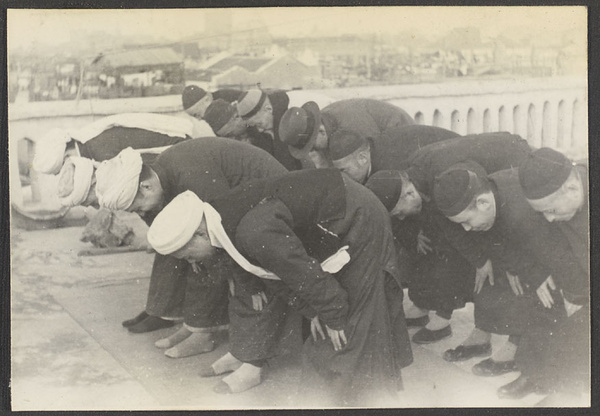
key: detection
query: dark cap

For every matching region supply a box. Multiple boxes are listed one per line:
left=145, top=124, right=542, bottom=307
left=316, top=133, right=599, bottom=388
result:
left=203, top=99, right=237, bottom=134
left=329, top=130, right=368, bottom=161
left=519, top=147, right=574, bottom=200
left=365, top=170, right=405, bottom=211
left=182, top=85, right=207, bottom=110
left=278, top=101, right=321, bottom=159
left=433, top=161, right=489, bottom=217
left=237, top=89, right=267, bottom=120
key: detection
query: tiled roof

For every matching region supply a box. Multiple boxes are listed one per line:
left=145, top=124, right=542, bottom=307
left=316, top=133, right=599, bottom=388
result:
left=94, top=48, right=183, bottom=68
left=207, top=56, right=272, bottom=73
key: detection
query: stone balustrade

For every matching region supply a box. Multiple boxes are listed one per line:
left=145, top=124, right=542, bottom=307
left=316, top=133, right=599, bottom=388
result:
left=9, top=77, right=587, bottom=215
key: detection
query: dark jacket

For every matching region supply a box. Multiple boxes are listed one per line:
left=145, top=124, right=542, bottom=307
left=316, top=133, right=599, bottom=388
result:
left=526, top=164, right=589, bottom=302
left=211, top=169, right=411, bottom=399
left=407, top=132, right=532, bottom=198
left=151, top=136, right=288, bottom=207
left=211, top=169, right=401, bottom=329
left=398, top=132, right=531, bottom=261
left=370, top=125, right=460, bottom=173
left=443, top=168, right=580, bottom=291
left=321, top=98, right=415, bottom=141
left=78, top=126, right=189, bottom=164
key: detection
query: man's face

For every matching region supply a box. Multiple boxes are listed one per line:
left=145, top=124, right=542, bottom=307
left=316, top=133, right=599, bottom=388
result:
left=527, top=174, right=584, bottom=222
left=447, top=192, right=496, bottom=232
left=333, top=151, right=370, bottom=184
left=128, top=182, right=164, bottom=217
left=219, top=113, right=247, bottom=137
left=390, top=181, right=423, bottom=220
left=171, top=221, right=217, bottom=263
left=246, top=99, right=273, bottom=132
left=315, top=124, right=328, bottom=150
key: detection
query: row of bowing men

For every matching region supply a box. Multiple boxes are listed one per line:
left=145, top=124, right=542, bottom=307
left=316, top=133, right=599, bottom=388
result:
left=33, top=85, right=589, bottom=407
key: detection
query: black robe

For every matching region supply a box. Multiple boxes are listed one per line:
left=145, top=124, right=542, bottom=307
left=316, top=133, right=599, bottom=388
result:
left=144, top=138, right=288, bottom=328
left=210, top=169, right=412, bottom=405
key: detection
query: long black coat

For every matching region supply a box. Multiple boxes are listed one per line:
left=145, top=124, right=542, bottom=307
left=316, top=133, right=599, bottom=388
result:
left=144, top=138, right=288, bottom=327
left=211, top=169, right=412, bottom=405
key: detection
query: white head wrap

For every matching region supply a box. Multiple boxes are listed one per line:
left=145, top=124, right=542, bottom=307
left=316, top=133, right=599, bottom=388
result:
left=95, top=147, right=143, bottom=211
left=148, top=191, right=281, bottom=280
left=57, top=157, right=95, bottom=207
left=147, top=191, right=350, bottom=279
left=32, top=128, right=72, bottom=174
left=147, top=190, right=205, bottom=255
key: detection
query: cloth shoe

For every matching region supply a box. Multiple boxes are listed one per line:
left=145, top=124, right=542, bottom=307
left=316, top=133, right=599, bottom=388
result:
left=122, top=311, right=149, bottom=328
left=405, top=315, right=430, bottom=328
left=412, top=325, right=452, bottom=344
left=127, top=315, right=176, bottom=333
left=498, top=375, right=546, bottom=399
left=472, top=358, right=518, bottom=376
left=443, top=343, right=492, bottom=362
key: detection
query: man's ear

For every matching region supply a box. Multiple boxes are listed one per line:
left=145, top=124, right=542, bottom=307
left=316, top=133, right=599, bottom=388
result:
left=358, top=149, right=371, bottom=165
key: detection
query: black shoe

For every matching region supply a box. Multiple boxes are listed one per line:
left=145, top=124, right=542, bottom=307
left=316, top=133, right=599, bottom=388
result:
left=498, top=375, right=544, bottom=400
left=412, top=325, right=452, bottom=344
left=472, top=358, right=518, bottom=377
left=128, top=316, right=176, bottom=333
left=122, top=311, right=149, bottom=328
left=443, top=343, right=492, bottom=362
left=405, top=315, right=430, bottom=328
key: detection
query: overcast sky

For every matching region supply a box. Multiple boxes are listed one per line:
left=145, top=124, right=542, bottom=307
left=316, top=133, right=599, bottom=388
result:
left=8, top=6, right=587, bottom=51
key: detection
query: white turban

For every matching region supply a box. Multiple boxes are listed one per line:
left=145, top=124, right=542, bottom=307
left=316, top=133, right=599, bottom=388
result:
left=147, top=190, right=205, bottom=255
left=32, top=128, right=72, bottom=174
left=57, top=157, right=95, bottom=207
left=95, top=147, right=143, bottom=211
left=147, top=191, right=280, bottom=280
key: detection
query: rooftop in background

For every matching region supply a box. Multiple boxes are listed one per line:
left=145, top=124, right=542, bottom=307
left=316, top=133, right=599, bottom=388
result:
left=206, top=56, right=272, bottom=73
left=91, top=48, right=183, bottom=68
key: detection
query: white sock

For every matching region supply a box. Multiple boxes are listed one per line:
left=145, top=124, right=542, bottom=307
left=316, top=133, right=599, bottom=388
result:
left=155, top=326, right=192, bottom=349
left=212, top=352, right=243, bottom=375
left=425, top=314, right=450, bottom=331
left=460, top=328, right=492, bottom=346
left=491, top=341, right=518, bottom=362
left=164, top=332, right=214, bottom=358
left=222, top=363, right=263, bottom=393
left=405, top=304, right=429, bottom=319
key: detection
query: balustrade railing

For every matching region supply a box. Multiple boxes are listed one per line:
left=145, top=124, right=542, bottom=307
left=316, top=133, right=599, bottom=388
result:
left=9, top=77, right=587, bottom=216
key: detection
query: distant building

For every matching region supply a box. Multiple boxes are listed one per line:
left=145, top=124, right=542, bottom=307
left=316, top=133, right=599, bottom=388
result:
left=89, top=47, right=185, bottom=98
left=200, top=54, right=322, bottom=90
